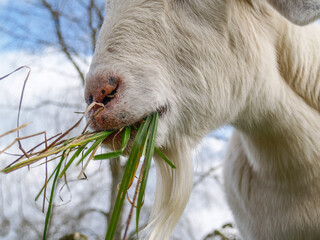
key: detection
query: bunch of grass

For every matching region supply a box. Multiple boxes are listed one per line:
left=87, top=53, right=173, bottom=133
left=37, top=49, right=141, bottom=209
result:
left=0, top=67, right=175, bottom=240
left=1, top=112, right=176, bottom=240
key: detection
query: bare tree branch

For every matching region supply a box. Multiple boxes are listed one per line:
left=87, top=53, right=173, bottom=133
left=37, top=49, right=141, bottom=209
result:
left=40, top=0, right=86, bottom=85
left=88, top=0, right=97, bottom=53
left=193, top=165, right=222, bottom=188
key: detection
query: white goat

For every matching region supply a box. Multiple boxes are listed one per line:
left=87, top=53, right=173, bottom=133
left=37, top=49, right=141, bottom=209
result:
left=85, top=0, right=320, bottom=239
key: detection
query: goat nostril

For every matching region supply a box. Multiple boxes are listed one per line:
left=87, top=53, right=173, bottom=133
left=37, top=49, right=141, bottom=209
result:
left=88, top=95, right=93, bottom=104
left=88, top=75, right=119, bottom=107
left=109, top=76, right=116, bottom=86
left=101, top=84, right=119, bottom=105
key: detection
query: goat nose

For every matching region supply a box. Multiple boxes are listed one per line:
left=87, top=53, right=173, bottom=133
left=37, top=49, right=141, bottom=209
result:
left=86, top=75, right=119, bottom=111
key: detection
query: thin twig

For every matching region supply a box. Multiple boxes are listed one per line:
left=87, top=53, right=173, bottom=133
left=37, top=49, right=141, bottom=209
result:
left=3, top=133, right=62, bottom=169
left=16, top=66, right=32, bottom=158
left=41, top=0, right=86, bottom=85
left=0, top=123, right=29, bottom=138
left=42, top=132, right=48, bottom=213
left=0, top=66, right=32, bottom=158
left=0, top=131, right=46, bottom=156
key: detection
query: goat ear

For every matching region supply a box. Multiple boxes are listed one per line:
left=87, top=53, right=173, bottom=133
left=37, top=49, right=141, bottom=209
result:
left=267, top=0, right=320, bottom=25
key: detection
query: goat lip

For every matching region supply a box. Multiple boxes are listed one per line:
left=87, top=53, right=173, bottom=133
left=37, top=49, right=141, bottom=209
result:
left=88, top=104, right=167, bottom=132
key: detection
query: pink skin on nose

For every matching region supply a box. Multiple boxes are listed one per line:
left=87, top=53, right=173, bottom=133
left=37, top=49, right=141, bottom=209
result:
left=89, top=76, right=119, bottom=111
left=85, top=74, right=127, bottom=130
left=85, top=72, right=165, bottom=131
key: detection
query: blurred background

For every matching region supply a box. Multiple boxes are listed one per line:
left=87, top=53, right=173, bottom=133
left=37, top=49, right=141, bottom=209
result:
left=0, top=1, right=235, bottom=239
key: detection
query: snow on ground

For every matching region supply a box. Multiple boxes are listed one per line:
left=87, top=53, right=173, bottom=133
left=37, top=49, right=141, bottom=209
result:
left=0, top=50, right=234, bottom=239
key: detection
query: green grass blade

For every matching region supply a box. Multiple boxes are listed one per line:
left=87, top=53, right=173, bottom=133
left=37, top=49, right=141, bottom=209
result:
left=136, top=113, right=158, bottom=236
left=35, top=165, right=58, bottom=202
left=1, top=131, right=114, bottom=174
left=121, top=126, right=131, bottom=150
left=105, top=117, right=152, bottom=240
left=43, top=155, right=64, bottom=240
left=155, top=147, right=176, bottom=169
left=59, top=145, right=86, bottom=178
left=76, top=137, right=105, bottom=166
left=93, top=150, right=122, bottom=160
left=128, top=121, right=152, bottom=185
left=74, top=131, right=114, bottom=144
left=93, top=126, right=131, bottom=161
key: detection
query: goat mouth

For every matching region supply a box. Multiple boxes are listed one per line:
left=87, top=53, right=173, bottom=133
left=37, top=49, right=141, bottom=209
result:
left=91, top=105, right=167, bottom=150
left=88, top=104, right=167, bottom=132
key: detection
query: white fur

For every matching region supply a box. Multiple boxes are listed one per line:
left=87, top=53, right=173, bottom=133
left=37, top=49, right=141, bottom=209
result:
left=85, top=0, right=320, bottom=239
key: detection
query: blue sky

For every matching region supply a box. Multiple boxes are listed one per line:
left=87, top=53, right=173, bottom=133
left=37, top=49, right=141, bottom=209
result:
left=1, top=1, right=319, bottom=55
left=0, top=0, right=104, bottom=55
left=0, top=1, right=52, bottom=51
